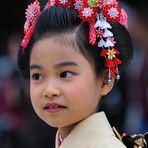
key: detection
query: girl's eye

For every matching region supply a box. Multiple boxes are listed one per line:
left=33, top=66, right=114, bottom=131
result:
left=60, top=71, right=73, bottom=78
left=31, top=73, right=44, bottom=81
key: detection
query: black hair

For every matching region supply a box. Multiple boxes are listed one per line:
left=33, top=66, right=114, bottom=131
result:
left=17, top=6, right=133, bottom=83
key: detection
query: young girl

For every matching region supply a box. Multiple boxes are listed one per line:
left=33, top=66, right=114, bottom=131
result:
left=18, top=0, right=147, bottom=147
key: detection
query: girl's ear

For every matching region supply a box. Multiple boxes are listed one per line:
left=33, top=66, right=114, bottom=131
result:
left=99, top=70, right=115, bottom=96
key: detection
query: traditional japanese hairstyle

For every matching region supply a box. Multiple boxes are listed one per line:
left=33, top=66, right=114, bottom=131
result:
left=19, top=0, right=132, bottom=82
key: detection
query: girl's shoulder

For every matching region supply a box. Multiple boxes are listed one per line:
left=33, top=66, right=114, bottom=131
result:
left=113, top=127, right=148, bottom=148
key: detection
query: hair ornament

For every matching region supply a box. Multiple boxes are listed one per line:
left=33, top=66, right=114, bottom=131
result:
left=45, top=0, right=55, bottom=8
left=78, top=4, right=98, bottom=22
left=21, top=0, right=41, bottom=51
left=21, top=0, right=128, bottom=81
left=89, top=21, right=97, bottom=45
left=119, top=8, right=128, bottom=28
left=54, top=0, right=72, bottom=8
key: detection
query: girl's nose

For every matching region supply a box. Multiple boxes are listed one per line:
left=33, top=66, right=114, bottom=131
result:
left=43, top=80, right=61, bottom=98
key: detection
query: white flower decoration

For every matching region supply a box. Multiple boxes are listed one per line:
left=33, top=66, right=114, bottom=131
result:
left=74, top=0, right=83, bottom=10
left=98, top=39, right=106, bottom=47
left=101, top=0, right=117, bottom=6
left=103, top=29, right=113, bottom=37
left=108, top=7, right=119, bottom=18
left=24, top=21, right=30, bottom=33
left=60, top=0, right=68, bottom=4
left=50, top=0, right=55, bottom=6
left=82, top=7, right=93, bottom=18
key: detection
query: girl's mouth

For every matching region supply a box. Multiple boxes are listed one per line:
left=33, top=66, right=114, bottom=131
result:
left=44, top=103, right=66, bottom=113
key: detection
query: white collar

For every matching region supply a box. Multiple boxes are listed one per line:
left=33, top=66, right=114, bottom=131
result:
left=55, top=112, right=116, bottom=148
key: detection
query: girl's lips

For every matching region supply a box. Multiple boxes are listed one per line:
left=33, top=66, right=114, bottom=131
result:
left=44, top=103, right=66, bottom=113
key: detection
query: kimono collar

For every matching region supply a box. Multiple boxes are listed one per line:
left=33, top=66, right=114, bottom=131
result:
left=56, top=111, right=116, bottom=148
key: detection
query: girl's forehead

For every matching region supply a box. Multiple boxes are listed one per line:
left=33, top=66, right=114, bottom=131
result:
left=31, top=33, right=94, bottom=70
left=53, top=33, right=79, bottom=50
left=33, top=31, right=80, bottom=52
left=31, top=37, right=84, bottom=62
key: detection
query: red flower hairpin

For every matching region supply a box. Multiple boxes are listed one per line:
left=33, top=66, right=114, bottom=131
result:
left=21, top=0, right=41, bottom=51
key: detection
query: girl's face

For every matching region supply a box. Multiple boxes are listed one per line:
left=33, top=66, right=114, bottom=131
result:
left=30, top=37, right=112, bottom=137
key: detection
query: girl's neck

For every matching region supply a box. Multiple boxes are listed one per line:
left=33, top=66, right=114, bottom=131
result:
left=58, top=122, right=79, bottom=139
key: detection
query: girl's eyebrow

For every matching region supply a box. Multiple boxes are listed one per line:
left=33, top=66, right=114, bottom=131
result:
left=54, top=61, right=79, bottom=68
left=30, top=61, right=78, bottom=71
left=30, top=64, right=43, bottom=70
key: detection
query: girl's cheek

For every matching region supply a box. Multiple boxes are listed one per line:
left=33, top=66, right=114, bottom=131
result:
left=30, top=85, right=38, bottom=100
left=66, top=82, right=86, bottom=98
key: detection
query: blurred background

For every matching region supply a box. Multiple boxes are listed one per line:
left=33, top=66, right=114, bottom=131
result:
left=0, top=0, right=147, bottom=148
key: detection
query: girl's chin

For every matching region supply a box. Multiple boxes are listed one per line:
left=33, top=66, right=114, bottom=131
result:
left=44, top=120, right=66, bottom=128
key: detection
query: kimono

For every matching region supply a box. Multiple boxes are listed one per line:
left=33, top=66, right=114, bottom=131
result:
left=55, top=111, right=126, bottom=148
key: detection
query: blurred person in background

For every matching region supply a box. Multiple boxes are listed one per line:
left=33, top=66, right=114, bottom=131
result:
left=0, top=32, right=27, bottom=147
left=0, top=32, right=56, bottom=148
left=120, top=0, right=148, bottom=134
left=0, top=33, right=24, bottom=133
